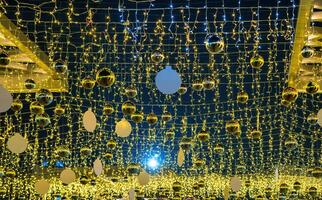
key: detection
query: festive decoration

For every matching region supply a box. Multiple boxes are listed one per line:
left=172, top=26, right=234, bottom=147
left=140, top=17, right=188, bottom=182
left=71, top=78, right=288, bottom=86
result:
left=96, top=68, right=115, bottom=87
left=155, top=66, right=182, bottom=95
left=250, top=55, right=264, bottom=69
left=36, top=89, right=53, bottom=106
left=24, top=79, right=36, bottom=89
left=301, top=46, right=314, bottom=58
left=151, top=50, right=165, bottom=63
left=204, top=34, right=224, bottom=54
left=34, top=179, right=50, bottom=195
left=82, top=108, right=97, bottom=133
left=60, top=168, right=76, bottom=185
left=115, top=118, right=132, bottom=137
left=0, top=85, right=13, bottom=113
left=7, top=133, right=28, bottom=154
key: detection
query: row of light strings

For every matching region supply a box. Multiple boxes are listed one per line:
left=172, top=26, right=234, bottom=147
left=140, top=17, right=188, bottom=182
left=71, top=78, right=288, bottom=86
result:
left=0, top=0, right=321, bottom=199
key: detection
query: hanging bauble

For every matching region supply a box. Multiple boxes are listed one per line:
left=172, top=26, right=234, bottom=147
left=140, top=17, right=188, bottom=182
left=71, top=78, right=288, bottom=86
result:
left=101, top=104, right=113, bottom=116
left=115, top=118, right=132, bottom=138
left=54, top=61, right=67, bottom=73
left=0, top=52, right=10, bottom=65
left=96, top=68, right=115, bottom=87
left=161, top=111, right=172, bottom=122
left=250, top=55, right=264, bottom=69
left=155, top=66, right=182, bottom=94
left=122, top=101, right=136, bottom=115
left=131, top=111, right=144, bottom=123
left=80, top=147, right=92, bottom=157
left=11, top=99, right=23, bottom=112
left=301, top=46, right=314, bottom=58
left=104, top=150, right=113, bottom=160
left=30, top=101, right=44, bottom=115
left=7, top=133, right=28, bottom=154
left=55, top=147, right=71, bottom=158
left=34, top=179, right=50, bottom=195
left=179, top=137, right=193, bottom=151
left=285, top=136, right=298, bottom=150
left=146, top=112, right=158, bottom=125
left=125, top=86, right=138, bottom=98
left=192, top=80, right=204, bottom=91
left=213, top=143, right=224, bottom=154
left=165, top=130, right=175, bottom=140
left=308, top=187, right=318, bottom=197
left=177, top=86, right=187, bottom=95
left=317, top=109, right=322, bottom=127
left=35, top=113, right=51, bottom=128
left=82, top=108, right=97, bottom=133
left=0, top=85, right=13, bottom=113
left=54, top=105, right=65, bottom=115
left=230, top=177, right=242, bottom=192
left=293, top=181, right=301, bottom=191
left=279, top=183, right=289, bottom=195
left=172, top=181, right=182, bottom=192
left=25, top=79, right=36, bottom=89
left=137, top=170, right=150, bottom=186
left=282, top=87, right=298, bottom=102
left=249, top=128, right=262, bottom=140
left=107, top=139, right=117, bottom=149
left=36, top=89, right=53, bottom=106
left=93, top=158, right=103, bottom=176
left=128, top=163, right=141, bottom=175
left=204, top=34, right=224, bottom=54
left=311, top=167, right=322, bottom=178
left=281, top=99, right=292, bottom=107
left=60, top=168, right=76, bottom=185
left=265, top=187, right=273, bottom=197
left=5, top=169, right=16, bottom=177
left=81, top=76, right=96, bottom=89
left=226, top=120, right=240, bottom=135
left=307, top=113, right=318, bottom=125
left=151, top=50, right=165, bottom=63
left=203, top=77, right=216, bottom=90
left=197, top=130, right=210, bottom=142
left=305, top=81, right=319, bottom=94
left=194, top=159, right=205, bottom=168
left=237, top=91, right=249, bottom=103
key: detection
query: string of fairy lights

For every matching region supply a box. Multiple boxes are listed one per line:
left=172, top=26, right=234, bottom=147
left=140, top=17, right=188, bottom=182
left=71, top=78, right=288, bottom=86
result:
left=0, top=0, right=321, bottom=199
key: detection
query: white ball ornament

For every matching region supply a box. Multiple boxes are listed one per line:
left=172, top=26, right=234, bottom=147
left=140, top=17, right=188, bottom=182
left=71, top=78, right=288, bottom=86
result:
left=155, top=66, right=182, bottom=94
left=0, top=85, right=13, bottom=113
left=115, top=118, right=132, bottom=137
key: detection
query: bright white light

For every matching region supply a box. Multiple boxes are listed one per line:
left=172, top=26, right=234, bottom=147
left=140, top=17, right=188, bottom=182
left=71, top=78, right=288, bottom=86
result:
left=148, top=158, right=158, bottom=168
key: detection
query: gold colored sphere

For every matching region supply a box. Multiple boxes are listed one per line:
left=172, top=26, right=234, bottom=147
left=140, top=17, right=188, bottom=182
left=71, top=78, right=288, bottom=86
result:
left=172, top=181, right=182, bottom=192
left=35, top=113, right=51, bottom=128
left=180, top=137, right=193, bottom=151
left=11, top=99, right=23, bottom=112
left=226, top=120, right=240, bottom=135
left=122, top=101, right=136, bottom=115
left=161, top=111, right=172, bottom=122
left=165, top=130, right=175, bottom=140
left=80, top=147, right=92, bottom=156
left=204, top=34, right=224, bottom=54
left=104, top=151, right=113, bottom=160
left=125, top=86, right=138, bottom=98
left=281, top=99, right=292, bottom=106
left=197, top=130, right=210, bottom=142
left=54, top=61, right=68, bottom=73
left=5, top=169, right=16, bottom=178
left=307, top=113, right=318, bottom=125
left=0, top=52, right=10, bottom=65
left=192, top=80, right=204, bottom=91
left=103, top=103, right=114, bottom=115
left=285, top=136, right=298, bottom=150
left=25, top=79, right=36, bottom=89
left=81, top=76, right=96, bottom=89
left=282, top=87, right=298, bottom=102
left=250, top=55, right=264, bottom=69
left=301, top=46, right=315, bottom=58
left=96, top=68, right=115, bottom=87
left=55, top=147, right=71, bottom=158
left=237, top=91, right=249, bottom=103
left=293, top=181, right=301, bottom=191
left=177, top=86, right=187, bottom=95
left=127, top=163, right=141, bottom=175
left=151, top=50, right=165, bottom=63
left=146, top=112, right=158, bottom=124
left=54, top=105, right=65, bottom=115
left=214, top=143, right=224, bottom=154
left=203, top=77, right=216, bottom=90
left=131, top=111, right=144, bottom=123
left=194, top=159, right=205, bottom=168
left=107, top=139, right=117, bottom=149
left=36, top=88, right=53, bottom=106
left=249, top=128, right=262, bottom=140
left=305, top=81, right=319, bottom=94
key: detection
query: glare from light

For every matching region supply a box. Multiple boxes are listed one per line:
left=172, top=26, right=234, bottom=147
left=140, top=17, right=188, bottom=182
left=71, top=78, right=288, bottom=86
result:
left=148, top=157, right=158, bottom=168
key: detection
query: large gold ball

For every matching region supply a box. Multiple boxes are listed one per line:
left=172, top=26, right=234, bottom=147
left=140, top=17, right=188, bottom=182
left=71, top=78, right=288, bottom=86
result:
left=81, top=76, right=96, bottom=89
left=237, top=91, right=249, bottom=103
left=203, top=78, right=216, bottom=90
left=165, top=130, right=175, bottom=140
left=96, top=68, right=115, bottom=87
left=282, top=87, right=298, bottom=102
left=30, top=101, right=44, bottom=115
left=125, top=86, right=138, bottom=98
left=204, top=34, right=224, bottom=54
left=225, top=120, right=240, bottom=135
left=35, top=113, right=51, bottom=128
left=250, top=55, right=264, bottom=69
left=305, top=81, right=319, bottom=94
left=146, top=112, right=158, bottom=125
left=213, top=143, right=224, bottom=154
left=107, top=139, right=117, bottom=149
left=54, top=61, right=68, bottom=73
left=103, top=104, right=114, bottom=115
left=122, top=101, right=136, bottom=115
left=179, top=137, right=193, bottom=151
left=36, top=89, right=53, bottom=106
left=151, top=50, right=165, bottom=63
left=197, top=130, right=210, bottom=142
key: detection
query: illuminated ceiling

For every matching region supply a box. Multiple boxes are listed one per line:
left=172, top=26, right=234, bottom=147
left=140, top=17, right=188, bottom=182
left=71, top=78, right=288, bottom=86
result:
left=0, top=0, right=321, bottom=199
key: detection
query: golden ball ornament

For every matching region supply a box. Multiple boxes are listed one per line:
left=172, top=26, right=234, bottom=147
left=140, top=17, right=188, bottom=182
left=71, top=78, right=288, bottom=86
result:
left=285, top=136, right=298, bottom=150
left=194, top=159, right=205, bottom=168
left=279, top=183, right=289, bottom=195
left=311, top=167, right=322, bottom=178
left=307, top=113, right=318, bottom=125
left=96, top=68, right=116, bottom=87
left=197, top=130, right=210, bottom=142
left=308, top=187, right=318, bottom=197
left=5, top=169, right=16, bottom=178
left=80, top=147, right=92, bottom=157
left=293, top=181, right=301, bottom=191
left=103, top=103, right=114, bottom=115
left=0, top=52, right=10, bottom=65
left=204, top=34, right=224, bottom=54
left=107, top=139, right=117, bottom=149
left=146, top=112, right=158, bottom=124
left=125, top=86, right=138, bottom=98
left=265, top=187, right=273, bottom=197
left=122, top=101, right=136, bottom=115
left=54, top=61, right=68, bottom=73
left=151, top=50, right=165, bottom=63
left=179, top=137, right=193, bottom=151
left=55, top=147, right=71, bottom=158
left=249, top=128, right=262, bottom=140
left=81, top=76, right=96, bottom=89
left=282, top=87, right=298, bottom=102
left=305, top=81, right=319, bottom=94
left=127, top=163, right=141, bottom=175
left=226, top=120, right=240, bottom=135
left=36, top=88, right=53, bottom=106
left=11, top=99, right=23, bottom=112
left=301, top=46, right=314, bottom=58
left=192, top=79, right=204, bottom=91
left=203, top=77, right=216, bottom=90
left=237, top=91, right=249, bottom=103
left=250, top=55, right=264, bottom=69
left=172, top=181, right=182, bottom=192
left=30, top=101, right=44, bottom=115
left=214, top=143, right=224, bottom=154
left=165, top=130, right=175, bottom=140
left=104, top=151, right=113, bottom=160
left=161, top=111, right=172, bottom=122
left=177, top=86, right=187, bottom=95
left=24, top=79, right=36, bottom=89
left=35, top=113, right=51, bottom=128
left=115, top=118, right=132, bottom=137
left=54, top=105, right=65, bottom=115
left=131, top=111, right=144, bottom=123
